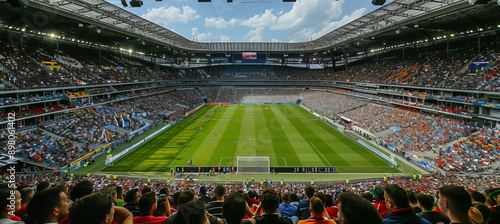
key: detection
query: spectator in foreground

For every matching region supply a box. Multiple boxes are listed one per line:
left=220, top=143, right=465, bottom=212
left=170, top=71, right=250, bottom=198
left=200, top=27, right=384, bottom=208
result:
left=206, top=184, right=225, bottom=219
left=298, top=196, right=334, bottom=224
left=123, top=189, right=140, bottom=217
left=35, top=182, right=50, bottom=194
left=323, top=194, right=337, bottom=219
left=199, top=186, right=212, bottom=204
left=279, top=192, right=297, bottom=219
left=70, top=192, right=133, bottom=224
left=407, top=191, right=422, bottom=214
left=26, top=187, right=69, bottom=224
left=415, top=193, right=450, bottom=224
left=15, top=187, right=34, bottom=218
left=0, top=188, right=23, bottom=224
left=471, top=201, right=490, bottom=224
left=223, top=192, right=247, bottom=224
left=337, top=192, right=383, bottom=224
left=373, top=187, right=389, bottom=218
left=133, top=192, right=170, bottom=224
left=173, top=200, right=207, bottom=224
left=383, top=184, right=431, bottom=224
left=245, top=188, right=293, bottom=224
left=437, top=185, right=476, bottom=224
left=487, top=187, right=500, bottom=224
left=297, top=185, right=315, bottom=220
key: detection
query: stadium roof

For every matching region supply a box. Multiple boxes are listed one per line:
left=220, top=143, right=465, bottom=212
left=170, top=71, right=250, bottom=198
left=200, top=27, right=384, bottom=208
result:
left=1, top=0, right=500, bottom=54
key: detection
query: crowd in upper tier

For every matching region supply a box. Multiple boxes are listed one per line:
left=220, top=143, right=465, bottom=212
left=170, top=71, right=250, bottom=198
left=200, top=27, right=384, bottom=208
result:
left=1, top=34, right=500, bottom=90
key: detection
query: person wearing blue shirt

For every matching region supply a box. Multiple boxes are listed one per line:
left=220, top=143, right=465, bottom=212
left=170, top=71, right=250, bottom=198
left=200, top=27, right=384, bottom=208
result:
left=279, top=192, right=297, bottom=218
left=297, top=186, right=315, bottom=220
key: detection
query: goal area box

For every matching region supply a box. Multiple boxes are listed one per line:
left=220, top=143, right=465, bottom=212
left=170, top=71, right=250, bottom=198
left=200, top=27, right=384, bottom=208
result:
left=237, top=156, right=270, bottom=174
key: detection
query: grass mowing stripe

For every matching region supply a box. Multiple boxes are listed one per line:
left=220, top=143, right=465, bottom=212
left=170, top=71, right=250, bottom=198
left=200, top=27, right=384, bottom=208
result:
left=103, top=105, right=402, bottom=174
left=292, top=106, right=400, bottom=173
left=195, top=106, right=236, bottom=166
left=263, top=105, right=301, bottom=166
left=287, top=105, right=372, bottom=166
left=279, top=105, right=340, bottom=167
left=297, top=108, right=396, bottom=167
left=234, top=105, right=257, bottom=157
left=270, top=105, right=324, bottom=166
left=103, top=106, right=212, bottom=172
left=254, top=105, right=279, bottom=166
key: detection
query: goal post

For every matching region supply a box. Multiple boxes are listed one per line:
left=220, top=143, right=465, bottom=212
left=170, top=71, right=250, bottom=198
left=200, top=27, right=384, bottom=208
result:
left=237, top=156, right=270, bottom=174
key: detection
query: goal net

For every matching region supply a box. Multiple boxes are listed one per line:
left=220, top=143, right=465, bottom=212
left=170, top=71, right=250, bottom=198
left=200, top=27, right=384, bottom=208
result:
left=237, top=156, right=270, bottom=174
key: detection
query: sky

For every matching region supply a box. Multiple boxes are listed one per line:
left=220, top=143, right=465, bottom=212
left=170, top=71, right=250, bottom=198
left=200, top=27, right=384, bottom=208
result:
left=105, top=0, right=390, bottom=43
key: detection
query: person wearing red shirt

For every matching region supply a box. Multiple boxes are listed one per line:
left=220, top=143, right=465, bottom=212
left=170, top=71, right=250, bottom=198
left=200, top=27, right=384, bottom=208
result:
left=372, top=187, right=390, bottom=218
left=298, top=197, right=335, bottom=224
left=248, top=190, right=260, bottom=206
left=14, top=187, right=33, bottom=218
left=133, top=192, right=171, bottom=224
left=324, top=195, right=338, bottom=219
left=0, top=188, right=23, bottom=224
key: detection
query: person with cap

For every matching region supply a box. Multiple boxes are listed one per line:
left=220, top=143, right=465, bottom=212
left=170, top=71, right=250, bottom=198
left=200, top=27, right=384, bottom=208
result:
left=373, top=187, right=390, bottom=218
left=199, top=185, right=212, bottom=204
left=487, top=187, right=500, bottom=224
left=471, top=201, right=490, bottom=224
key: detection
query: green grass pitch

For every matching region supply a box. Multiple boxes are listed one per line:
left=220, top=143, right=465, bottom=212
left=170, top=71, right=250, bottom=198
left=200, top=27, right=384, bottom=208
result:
left=102, top=105, right=400, bottom=173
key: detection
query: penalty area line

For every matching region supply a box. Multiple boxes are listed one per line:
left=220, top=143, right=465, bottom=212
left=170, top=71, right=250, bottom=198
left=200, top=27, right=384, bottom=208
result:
left=309, top=142, right=333, bottom=167
left=169, top=142, right=192, bottom=166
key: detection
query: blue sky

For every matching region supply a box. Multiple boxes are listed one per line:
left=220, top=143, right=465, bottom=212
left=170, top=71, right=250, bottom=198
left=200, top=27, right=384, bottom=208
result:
left=105, top=0, right=390, bottom=42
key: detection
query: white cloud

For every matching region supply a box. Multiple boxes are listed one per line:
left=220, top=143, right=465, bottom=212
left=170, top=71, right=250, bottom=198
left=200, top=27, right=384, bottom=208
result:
left=205, top=17, right=238, bottom=29
left=240, top=0, right=344, bottom=31
left=237, top=0, right=367, bottom=42
left=141, top=6, right=200, bottom=27
left=311, top=7, right=366, bottom=39
left=220, top=34, right=230, bottom=42
left=192, top=27, right=211, bottom=41
left=289, top=7, right=366, bottom=42
left=240, top=9, right=277, bottom=28
left=271, top=38, right=279, bottom=42
left=244, top=27, right=264, bottom=42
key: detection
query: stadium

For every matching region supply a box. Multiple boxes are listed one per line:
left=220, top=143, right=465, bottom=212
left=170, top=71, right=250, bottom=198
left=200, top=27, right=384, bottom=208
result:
left=0, top=0, right=499, bottom=223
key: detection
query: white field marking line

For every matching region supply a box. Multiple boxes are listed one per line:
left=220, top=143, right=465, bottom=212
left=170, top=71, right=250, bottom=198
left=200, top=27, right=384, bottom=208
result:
left=169, top=142, right=192, bottom=166
left=218, top=157, right=286, bottom=167
left=219, top=157, right=234, bottom=167
left=281, top=157, right=288, bottom=167
left=309, top=142, right=333, bottom=167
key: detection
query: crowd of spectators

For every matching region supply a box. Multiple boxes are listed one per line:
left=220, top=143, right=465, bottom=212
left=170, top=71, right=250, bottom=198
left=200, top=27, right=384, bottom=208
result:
left=0, top=172, right=499, bottom=224
left=2, top=34, right=500, bottom=91
left=435, top=127, right=500, bottom=172
left=297, top=89, right=500, bottom=173
left=0, top=128, right=84, bottom=166
left=216, top=86, right=236, bottom=102
left=301, top=90, right=370, bottom=119
left=236, top=88, right=302, bottom=103
left=0, top=89, right=203, bottom=168
left=201, top=87, right=219, bottom=102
